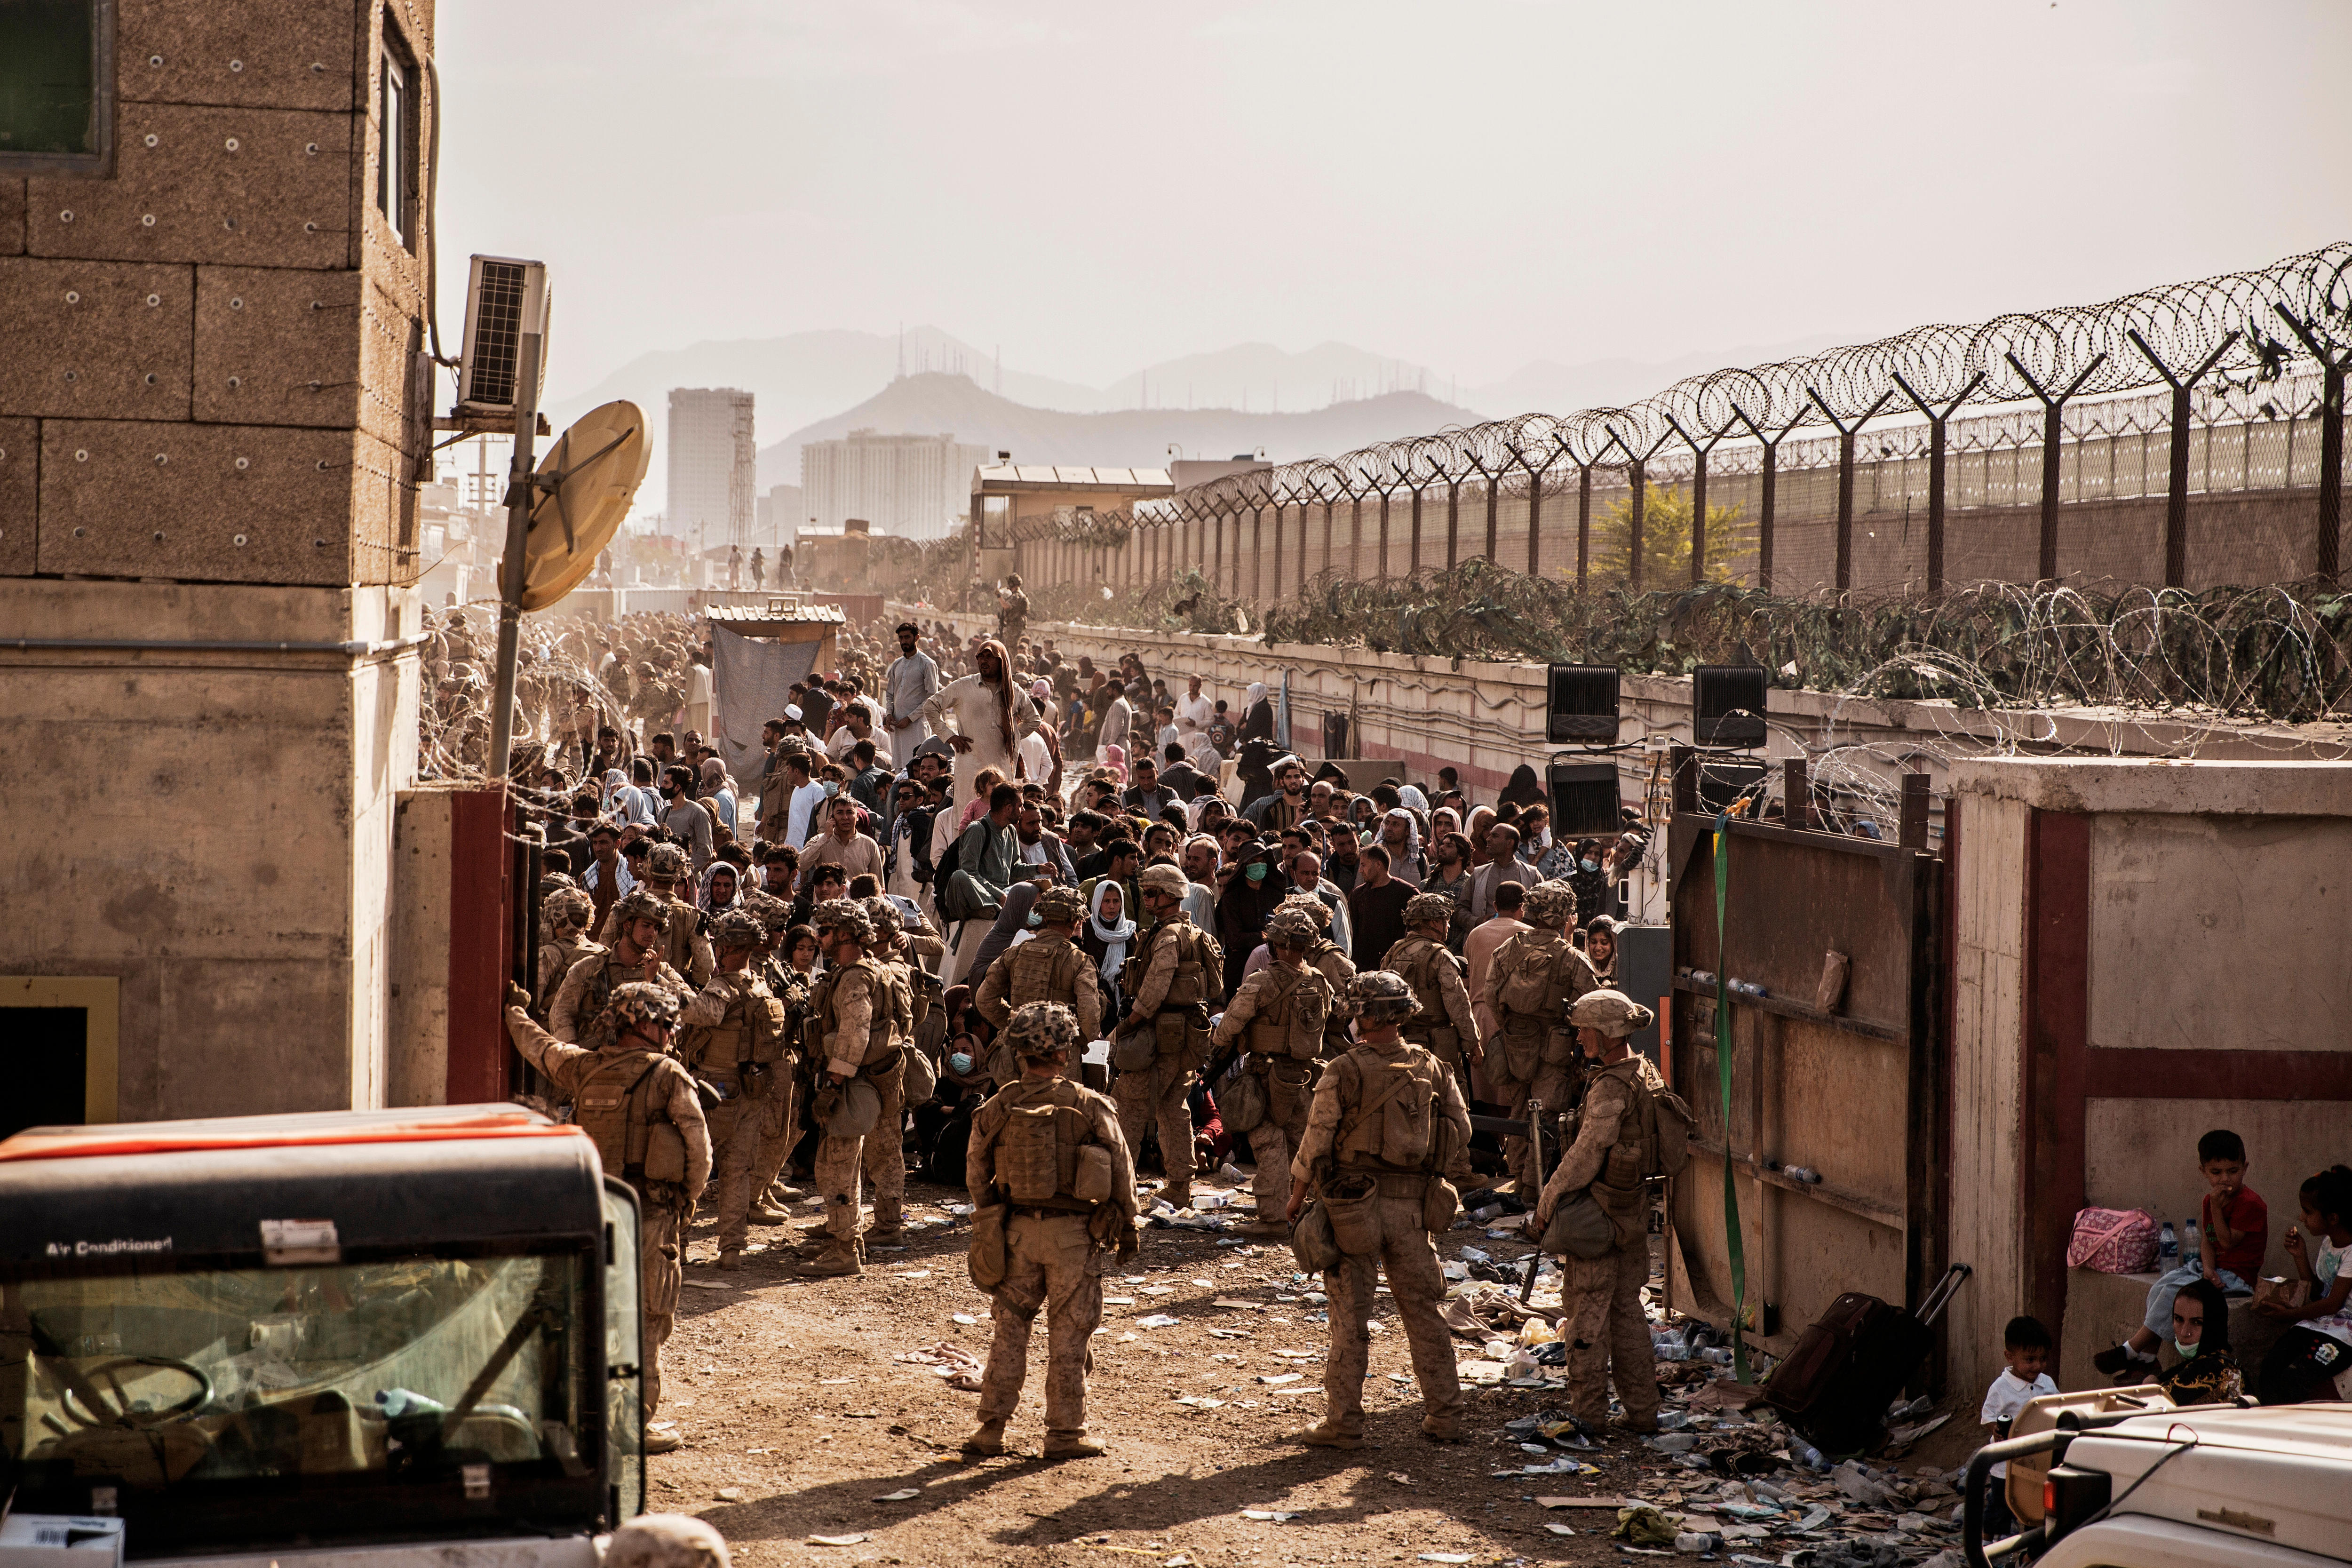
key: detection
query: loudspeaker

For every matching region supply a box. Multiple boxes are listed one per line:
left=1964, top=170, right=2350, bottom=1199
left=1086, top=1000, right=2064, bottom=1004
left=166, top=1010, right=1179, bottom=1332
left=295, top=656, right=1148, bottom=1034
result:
left=1548, top=762, right=1622, bottom=837
left=1693, top=665, right=1768, bottom=748
left=1546, top=664, right=1620, bottom=744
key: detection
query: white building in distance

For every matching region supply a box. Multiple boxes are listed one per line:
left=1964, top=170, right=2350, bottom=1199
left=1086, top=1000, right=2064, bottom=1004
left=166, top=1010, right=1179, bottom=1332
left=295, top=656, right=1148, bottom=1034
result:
left=803, top=429, right=988, bottom=541
left=667, top=388, right=756, bottom=553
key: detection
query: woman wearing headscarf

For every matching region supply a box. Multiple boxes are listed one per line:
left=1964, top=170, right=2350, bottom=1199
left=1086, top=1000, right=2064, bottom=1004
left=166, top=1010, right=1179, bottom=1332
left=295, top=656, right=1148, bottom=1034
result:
left=1099, top=743, right=1129, bottom=787
left=1239, top=680, right=1276, bottom=744
left=1376, top=807, right=1425, bottom=887
left=1498, top=763, right=1547, bottom=811
left=1582, top=915, right=1623, bottom=987
left=1568, top=837, right=1616, bottom=929
left=1081, top=878, right=1138, bottom=1025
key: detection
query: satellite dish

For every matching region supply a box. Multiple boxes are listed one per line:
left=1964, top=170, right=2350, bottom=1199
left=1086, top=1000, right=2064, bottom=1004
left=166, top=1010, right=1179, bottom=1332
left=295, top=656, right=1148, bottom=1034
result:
left=518, top=399, right=650, bottom=610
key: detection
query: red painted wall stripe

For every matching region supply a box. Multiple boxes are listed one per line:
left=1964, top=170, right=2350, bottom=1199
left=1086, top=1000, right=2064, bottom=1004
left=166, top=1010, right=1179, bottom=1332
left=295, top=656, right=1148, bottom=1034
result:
left=444, top=788, right=513, bottom=1105
left=2022, top=810, right=2091, bottom=1371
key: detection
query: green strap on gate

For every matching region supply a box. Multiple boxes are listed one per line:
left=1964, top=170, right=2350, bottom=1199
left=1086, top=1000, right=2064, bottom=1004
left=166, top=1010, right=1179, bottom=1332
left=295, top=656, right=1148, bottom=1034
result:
left=1714, top=813, right=1751, bottom=1385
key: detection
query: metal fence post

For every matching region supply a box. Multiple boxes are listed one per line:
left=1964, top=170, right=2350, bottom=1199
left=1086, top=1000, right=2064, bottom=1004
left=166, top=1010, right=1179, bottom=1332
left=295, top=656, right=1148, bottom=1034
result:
left=2006, top=352, right=2106, bottom=582
left=2275, top=305, right=2350, bottom=581
left=2129, top=327, right=2240, bottom=589
left=1892, top=371, right=1984, bottom=591
left=1808, top=386, right=1893, bottom=591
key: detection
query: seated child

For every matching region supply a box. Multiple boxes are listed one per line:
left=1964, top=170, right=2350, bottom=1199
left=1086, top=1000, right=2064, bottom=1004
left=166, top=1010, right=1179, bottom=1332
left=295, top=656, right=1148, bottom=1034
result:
left=2094, top=1128, right=2266, bottom=1378
left=1980, top=1315, right=2058, bottom=1540
left=2254, top=1163, right=2352, bottom=1404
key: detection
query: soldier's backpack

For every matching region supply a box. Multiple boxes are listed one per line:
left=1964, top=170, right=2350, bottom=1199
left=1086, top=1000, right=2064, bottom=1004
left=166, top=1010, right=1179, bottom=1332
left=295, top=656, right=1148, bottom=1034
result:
left=1641, top=1077, right=1698, bottom=1178
left=999, top=1084, right=1106, bottom=1206
left=1496, top=938, right=1562, bottom=1017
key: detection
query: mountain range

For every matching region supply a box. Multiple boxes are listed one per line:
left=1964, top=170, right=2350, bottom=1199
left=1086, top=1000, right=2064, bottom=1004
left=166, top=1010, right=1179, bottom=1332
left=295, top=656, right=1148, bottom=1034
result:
left=536, top=325, right=1852, bottom=521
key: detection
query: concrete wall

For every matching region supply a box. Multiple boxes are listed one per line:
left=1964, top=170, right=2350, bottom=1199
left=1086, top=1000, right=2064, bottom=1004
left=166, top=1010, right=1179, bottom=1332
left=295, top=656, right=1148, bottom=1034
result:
left=0, top=4, right=436, bottom=1122
left=1946, top=758, right=2352, bottom=1396
left=0, top=579, right=417, bottom=1118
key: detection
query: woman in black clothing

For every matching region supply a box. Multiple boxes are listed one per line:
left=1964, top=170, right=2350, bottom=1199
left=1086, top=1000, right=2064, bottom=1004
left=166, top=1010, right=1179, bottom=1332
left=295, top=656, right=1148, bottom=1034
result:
left=1498, top=764, right=1547, bottom=811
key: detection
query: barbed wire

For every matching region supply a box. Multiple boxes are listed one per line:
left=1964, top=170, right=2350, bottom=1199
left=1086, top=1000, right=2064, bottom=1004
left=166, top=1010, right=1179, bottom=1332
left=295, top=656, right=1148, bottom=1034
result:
left=1129, top=242, right=2352, bottom=528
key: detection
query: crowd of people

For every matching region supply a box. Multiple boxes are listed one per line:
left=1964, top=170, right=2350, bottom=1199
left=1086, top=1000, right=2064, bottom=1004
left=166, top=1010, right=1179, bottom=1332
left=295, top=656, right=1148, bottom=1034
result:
left=487, top=591, right=1674, bottom=1457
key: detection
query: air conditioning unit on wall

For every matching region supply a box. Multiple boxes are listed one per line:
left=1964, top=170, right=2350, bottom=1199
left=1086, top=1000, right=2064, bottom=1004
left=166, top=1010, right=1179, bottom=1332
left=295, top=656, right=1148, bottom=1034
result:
left=453, top=255, right=551, bottom=422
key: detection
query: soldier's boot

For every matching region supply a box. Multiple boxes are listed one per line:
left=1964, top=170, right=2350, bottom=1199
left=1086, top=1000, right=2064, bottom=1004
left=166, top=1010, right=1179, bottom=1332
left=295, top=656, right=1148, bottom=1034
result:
left=767, top=1180, right=807, bottom=1204
left=643, top=1428, right=681, bottom=1454
left=716, top=1248, right=744, bottom=1271
left=1233, top=1218, right=1287, bottom=1238
left=1420, top=1414, right=1467, bottom=1442
left=748, top=1202, right=792, bottom=1224
left=1609, top=1413, right=1661, bottom=1436
left=1160, top=1181, right=1192, bottom=1212
left=1285, top=1420, right=1366, bottom=1450
left=795, top=1243, right=863, bottom=1279
left=960, top=1418, right=1007, bottom=1456
left=1042, top=1431, right=1106, bottom=1459
left=865, top=1226, right=907, bottom=1248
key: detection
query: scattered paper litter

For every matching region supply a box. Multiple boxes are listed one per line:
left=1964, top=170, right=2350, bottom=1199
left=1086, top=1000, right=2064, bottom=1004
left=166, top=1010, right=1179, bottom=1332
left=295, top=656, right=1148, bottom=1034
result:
left=807, top=1535, right=867, bottom=1547
left=892, top=1270, right=933, bottom=1280
left=893, top=1341, right=985, bottom=1391
left=817, top=1377, right=856, bottom=1385
left=1212, top=1297, right=1260, bottom=1311
left=715, top=1488, right=745, bottom=1501
left=1419, top=1556, right=1473, bottom=1564
left=1164, top=1557, right=1193, bottom=1567
left=1136, top=1313, right=1182, bottom=1329
left=1240, top=1509, right=1297, bottom=1522
left=952, top=1313, right=980, bottom=1325
left=681, top=1280, right=732, bottom=1290
left=1257, top=1372, right=1302, bottom=1385
left=1103, top=1295, right=1137, bottom=1305
left=874, top=1488, right=920, bottom=1501
left=1176, top=1395, right=1227, bottom=1409
left=1143, top=1285, right=1176, bottom=1296
left=1545, top=1523, right=1575, bottom=1536
left=1538, top=1496, right=1632, bottom=1508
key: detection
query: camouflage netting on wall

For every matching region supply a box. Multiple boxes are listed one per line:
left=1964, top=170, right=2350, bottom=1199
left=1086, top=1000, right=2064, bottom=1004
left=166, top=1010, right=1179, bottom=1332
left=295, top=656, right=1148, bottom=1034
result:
left=1228, top=560, right=2352, bottom=724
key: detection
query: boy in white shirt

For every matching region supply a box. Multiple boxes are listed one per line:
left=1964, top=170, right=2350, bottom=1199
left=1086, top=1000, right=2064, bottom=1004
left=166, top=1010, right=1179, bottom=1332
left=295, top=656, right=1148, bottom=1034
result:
left=1979, top=1315, right=2057, bottom=1541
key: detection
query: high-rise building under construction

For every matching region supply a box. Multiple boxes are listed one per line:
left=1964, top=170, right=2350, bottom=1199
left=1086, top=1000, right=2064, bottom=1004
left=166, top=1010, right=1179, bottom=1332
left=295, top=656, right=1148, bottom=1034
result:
left=667, top=388, right=755, bottom=553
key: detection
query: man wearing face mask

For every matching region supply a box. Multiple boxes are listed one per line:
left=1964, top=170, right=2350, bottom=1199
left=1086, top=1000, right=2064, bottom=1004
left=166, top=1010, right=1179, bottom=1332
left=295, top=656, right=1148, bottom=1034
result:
left=1216, top=839, right=1290, bottom=999
left=657, top=764, right=716, bottom=875
left=919, top=637, right=1044, bottom=807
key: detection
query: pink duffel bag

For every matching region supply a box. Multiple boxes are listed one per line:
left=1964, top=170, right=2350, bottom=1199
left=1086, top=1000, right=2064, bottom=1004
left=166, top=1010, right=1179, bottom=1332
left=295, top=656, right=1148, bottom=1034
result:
left=2067, top=1207, right=2158, bottom=1273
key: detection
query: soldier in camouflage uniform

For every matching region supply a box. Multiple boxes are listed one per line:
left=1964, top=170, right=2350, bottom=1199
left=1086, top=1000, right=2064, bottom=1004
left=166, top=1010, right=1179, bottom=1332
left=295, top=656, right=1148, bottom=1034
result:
left=974, top=883, right=1104, bottom=1083
left=799, top=900, right=892, bottom=1277
left=857, top=898, right=922, bottom=1245
left=963, top=1002, right=1138, bottom=1460
left=1212, top=903, right=1336, bottom=1236
left=1384, top=891, right=1482, bottom=1187
left=741, top=891, right=809, bottom=1212
left=1278, top=895, right=1358, bottom=1059
left=1285, top=971, right=1472, bottom=1449
left=1113, top=864, right=1221, bottom=1211
left=550, top=888, right=692, bottom=1043
left=1479, top=882, right=1600, bottom=1190
left=677, top=909, right=789, bottom=1268
left=504, top=981, right=710, bottom=1451
left=1532, top=989, right=1668, bottom=1434
left=536, top=887, right=604, bottom=1017
left=598, top=842, right=716, bottom=986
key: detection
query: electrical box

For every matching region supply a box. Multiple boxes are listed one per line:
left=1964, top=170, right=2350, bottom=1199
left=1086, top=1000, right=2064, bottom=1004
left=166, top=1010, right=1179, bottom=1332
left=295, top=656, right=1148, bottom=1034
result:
left=1693, top=665, right=1768, bottom=748
left=1547, top=761, right=1622, bottom=837
left=1546, top=663, right=1620, bottom=744
left=454, top=255, right=549, bottom=422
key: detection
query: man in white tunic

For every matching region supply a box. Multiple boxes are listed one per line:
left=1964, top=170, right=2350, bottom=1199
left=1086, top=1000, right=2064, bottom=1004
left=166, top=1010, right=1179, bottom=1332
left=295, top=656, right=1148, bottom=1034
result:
left=918, top=637, right=1043, bottom=801
left=883, top=621, right=941, bottom=756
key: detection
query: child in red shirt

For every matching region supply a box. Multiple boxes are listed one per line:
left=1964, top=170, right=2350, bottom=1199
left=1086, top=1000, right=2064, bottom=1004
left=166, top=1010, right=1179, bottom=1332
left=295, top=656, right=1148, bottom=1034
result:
left=2094, top=1128, right=2267, bottom=1377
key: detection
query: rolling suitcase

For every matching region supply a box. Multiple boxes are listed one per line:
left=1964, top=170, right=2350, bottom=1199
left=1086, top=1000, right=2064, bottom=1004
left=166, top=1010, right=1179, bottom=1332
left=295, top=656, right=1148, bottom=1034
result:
left=1764, top=1263, right=1969, bottom=1455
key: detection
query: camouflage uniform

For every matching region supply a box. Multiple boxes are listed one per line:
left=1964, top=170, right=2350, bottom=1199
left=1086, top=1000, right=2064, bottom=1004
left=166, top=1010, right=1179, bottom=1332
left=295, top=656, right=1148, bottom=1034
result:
left=677, top=910, right=789, bottom=1256
left=536, top=887, right=603, bottom=1015
left=739, top=892, right=807, bottom=1210
left=805, top=901, right=893, bottom=1273
left=596, top=843, right=716, bottom=985
left=1535, top=990, right=1665, bottom=1430
left=858, top=899, right=921, bottom=1238
left=505, top=983, right=711, bottom=1419
left=1290, top=972, right=1471, bottom=1445
left=550, top=888, right=692, bottom=1042
left=1280, top=896, right=1359, bottom=1059
left=964, top=1003, right=1138, bottom=1458
left=1114, top=865, right=1221, bottom=1209
left=1478, top=883, right=1599, bottom=1189
left=1385, top=892, right=1481, bottom=1186
left=974, top=884, right=1105, bottom=1083
left=1211, top=905, right=1333, bottom=1226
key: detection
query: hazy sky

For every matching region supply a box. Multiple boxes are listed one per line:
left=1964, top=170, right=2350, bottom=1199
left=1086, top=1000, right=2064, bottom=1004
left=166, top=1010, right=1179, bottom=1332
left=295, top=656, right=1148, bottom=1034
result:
left=435, top=0, right=2352, bottom=407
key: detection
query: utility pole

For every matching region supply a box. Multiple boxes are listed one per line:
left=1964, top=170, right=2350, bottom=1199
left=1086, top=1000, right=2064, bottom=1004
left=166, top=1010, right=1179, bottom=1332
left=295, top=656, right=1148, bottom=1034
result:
left=486, top=323, right=545, bottom=781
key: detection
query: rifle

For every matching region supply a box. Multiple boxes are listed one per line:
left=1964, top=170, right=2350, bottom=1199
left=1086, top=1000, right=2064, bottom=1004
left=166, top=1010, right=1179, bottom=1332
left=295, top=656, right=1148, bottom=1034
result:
left=1518, top=1098, right=1543, bottom=1305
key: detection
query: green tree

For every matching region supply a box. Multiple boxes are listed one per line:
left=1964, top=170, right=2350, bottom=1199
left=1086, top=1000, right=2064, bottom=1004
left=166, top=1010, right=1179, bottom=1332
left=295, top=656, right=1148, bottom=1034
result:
left=1589, top=483, right=1755, bottom=587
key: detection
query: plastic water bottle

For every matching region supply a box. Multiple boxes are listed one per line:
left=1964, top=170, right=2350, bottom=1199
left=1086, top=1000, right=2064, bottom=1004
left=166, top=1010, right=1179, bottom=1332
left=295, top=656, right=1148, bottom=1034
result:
left=2159, top=1221, right=2178, bottom=1263
left=2184, top=1217, right=2201, bottom=1266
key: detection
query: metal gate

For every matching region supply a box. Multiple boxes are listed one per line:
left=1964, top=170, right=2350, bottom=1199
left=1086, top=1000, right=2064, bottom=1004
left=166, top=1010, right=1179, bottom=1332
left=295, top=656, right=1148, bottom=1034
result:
left=1662, top=757, right=1948, bottom=1365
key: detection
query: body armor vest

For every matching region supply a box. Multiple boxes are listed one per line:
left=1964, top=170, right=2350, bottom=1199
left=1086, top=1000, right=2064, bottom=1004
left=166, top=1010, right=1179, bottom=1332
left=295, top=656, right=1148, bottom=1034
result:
left=574, top=1049, right=666, bottom=1177
left=1248, top=966, right=1323, bottom=1060
left=1009, top=936, right=1080, bottom=1006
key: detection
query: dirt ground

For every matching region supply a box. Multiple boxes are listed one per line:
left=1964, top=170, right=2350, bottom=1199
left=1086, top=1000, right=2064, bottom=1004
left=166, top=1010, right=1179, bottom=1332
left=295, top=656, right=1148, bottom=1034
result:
left=652, top=1176, right=1979, bottom=1568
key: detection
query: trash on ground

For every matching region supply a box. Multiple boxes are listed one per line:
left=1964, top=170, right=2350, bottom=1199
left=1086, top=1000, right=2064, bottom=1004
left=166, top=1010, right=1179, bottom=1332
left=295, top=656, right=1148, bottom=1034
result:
left=874, top=1488, right=920, bottom=1501
left=951, top=1313, right=979, bottom=1325
left=1613, top=1506, right=1684, bottom=1548
left=1136, top=1313, right=1182, bottom=1329
left=715, top=1487, right=745, bottom=1501
left=808, top=1536, right=868, bottom=1547
left=1240, top=1509, right=1297, bottom=1522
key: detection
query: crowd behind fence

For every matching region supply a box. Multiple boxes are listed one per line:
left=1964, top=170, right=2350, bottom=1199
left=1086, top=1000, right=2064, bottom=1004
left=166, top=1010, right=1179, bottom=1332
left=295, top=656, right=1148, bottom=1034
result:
left=993, top=243, right=2352, bottom=608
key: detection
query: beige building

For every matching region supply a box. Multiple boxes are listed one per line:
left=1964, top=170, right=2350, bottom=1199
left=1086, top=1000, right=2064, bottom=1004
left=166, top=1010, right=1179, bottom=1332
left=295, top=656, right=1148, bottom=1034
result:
left=667, top=386, right=755, bottom=554
left=803, top=428, right=986, bottom=541
left=0, top=4, right=437, bottom=1127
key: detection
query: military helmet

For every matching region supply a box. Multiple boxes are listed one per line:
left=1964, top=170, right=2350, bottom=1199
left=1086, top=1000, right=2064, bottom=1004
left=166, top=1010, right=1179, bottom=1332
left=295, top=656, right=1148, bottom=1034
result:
left=812, top=898, right=873, bottom=944
left=613, top=887, right=671, bottom=932
left=604, top=981, right=681, bottom=1040
left=1138, top=863, right=1189, bottom=898
left=545, top=886, right=594, bottom=930
left=645, top=843, right=691, bottom=882
left=604, top=1514, right=730, bottom=1568
left=1277, top=894, right=1333, bottom=929
left=1349, top=970, right=1417, bottom=1024
left=862, top=896, right=903, bottom=940
left=1523, top=881, right=1579, bottom=927
left=1034, top=884, right=1088, bottom=926
left=1265, top=904, right=1321, bottom=947
left=1569, top=987, right=1655, bottom=1038
left=740, top=890, right=792, bottom=936
left=1004, top=1000, right=1081, bottom=1062
left=710, top=908, right=764, bottom=952
left=1403, top=891, right=1457, bottom=929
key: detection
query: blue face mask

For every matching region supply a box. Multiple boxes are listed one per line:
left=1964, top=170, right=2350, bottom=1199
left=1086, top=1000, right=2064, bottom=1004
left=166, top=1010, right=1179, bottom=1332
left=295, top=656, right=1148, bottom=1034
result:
left=949, top=1052, right=974, bottom=1076
left=1026, top=911, right=1043, bottom=928
left=822, top=781, right=839, bottom=798
left=1581, top=858, right=1599, bottom=873
left=1246, top=862, right=1268, bottom=883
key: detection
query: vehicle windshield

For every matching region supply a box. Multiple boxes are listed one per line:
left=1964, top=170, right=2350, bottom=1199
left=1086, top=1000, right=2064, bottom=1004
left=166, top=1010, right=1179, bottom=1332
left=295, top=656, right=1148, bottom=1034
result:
left=2, top=1254, right=587, bottom=1493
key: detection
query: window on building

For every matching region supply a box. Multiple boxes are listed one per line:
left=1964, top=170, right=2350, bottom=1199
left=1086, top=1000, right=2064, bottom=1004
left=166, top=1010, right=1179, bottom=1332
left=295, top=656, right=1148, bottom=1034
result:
left=378, top=31, right=414, bottom=247
left=0, top=0, right=111, bottom=175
